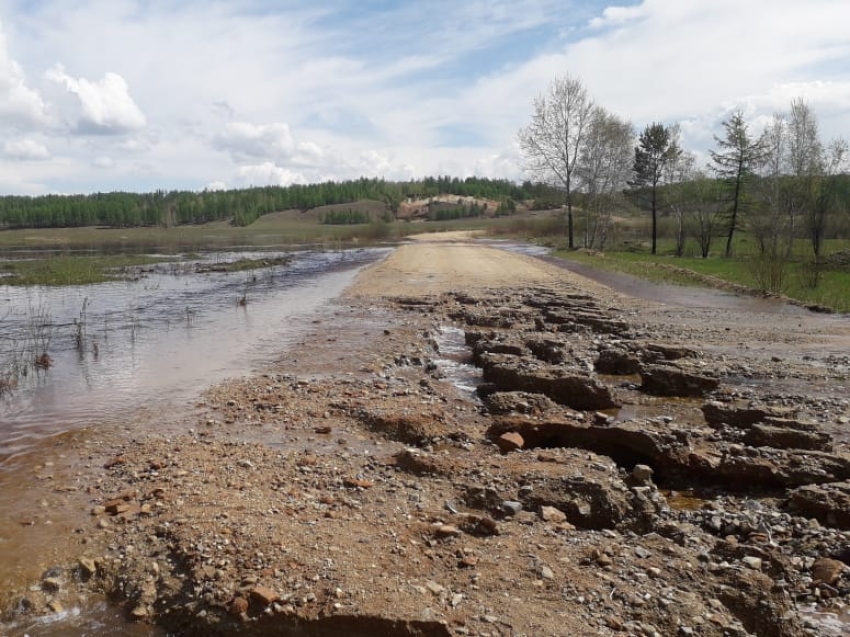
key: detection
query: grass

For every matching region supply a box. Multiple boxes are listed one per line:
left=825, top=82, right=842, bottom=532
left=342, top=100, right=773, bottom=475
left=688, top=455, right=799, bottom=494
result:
left=551, top=235, right=850, bottom=312
left=0, top=254, right=171, bottom=286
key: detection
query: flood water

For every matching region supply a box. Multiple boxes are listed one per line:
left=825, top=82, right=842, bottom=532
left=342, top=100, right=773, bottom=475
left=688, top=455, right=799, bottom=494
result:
left=0, top=247, right=390, bottom=468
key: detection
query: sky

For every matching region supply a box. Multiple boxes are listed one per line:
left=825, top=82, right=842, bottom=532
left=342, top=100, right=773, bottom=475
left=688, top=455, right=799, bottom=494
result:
left=1, top=0, right=849, bottom=195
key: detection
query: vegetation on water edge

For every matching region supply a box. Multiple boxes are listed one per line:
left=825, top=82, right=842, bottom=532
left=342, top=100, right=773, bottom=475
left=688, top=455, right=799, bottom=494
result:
left=0, top=255, right=170, bottom=286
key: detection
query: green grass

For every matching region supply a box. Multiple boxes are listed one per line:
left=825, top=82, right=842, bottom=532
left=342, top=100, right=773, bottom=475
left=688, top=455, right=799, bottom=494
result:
left=553, top=236, right=850, bottom=312
left=0, top=254, right=170, bottom=286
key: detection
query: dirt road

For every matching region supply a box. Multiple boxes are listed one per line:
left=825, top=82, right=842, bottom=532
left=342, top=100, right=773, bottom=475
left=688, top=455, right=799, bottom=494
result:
left=2, top=236, right=849, bottom=637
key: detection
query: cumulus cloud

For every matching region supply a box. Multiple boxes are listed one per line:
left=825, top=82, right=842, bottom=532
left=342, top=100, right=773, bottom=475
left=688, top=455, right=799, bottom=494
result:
left=46, top=64, right=147, bottom=134
left=0, top=22, right=51, bottom=127
left=236, top=162, right=307, bottom=187
left=213, top=122, right=295, bottom=161
left=3, top=138, right=51, bottom=160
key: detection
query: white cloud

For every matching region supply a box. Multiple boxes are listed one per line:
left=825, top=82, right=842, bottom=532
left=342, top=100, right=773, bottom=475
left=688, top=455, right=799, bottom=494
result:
left=236, top=162, right=307, bottom=187
left=91, top=156, right=114, bottom=169
left=3, top=138, right=50, bottom=160
left=0, top=21, right=51, bottom=128
left=213, top=122, right=295, bottom=161
left=46, top=64, right=147, bottom=134
left=0, top=1, right=848, bottom=193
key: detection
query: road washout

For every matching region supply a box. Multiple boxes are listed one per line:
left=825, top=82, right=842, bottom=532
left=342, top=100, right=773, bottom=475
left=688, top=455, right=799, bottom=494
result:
left=3, top=231, right=850, bottom=636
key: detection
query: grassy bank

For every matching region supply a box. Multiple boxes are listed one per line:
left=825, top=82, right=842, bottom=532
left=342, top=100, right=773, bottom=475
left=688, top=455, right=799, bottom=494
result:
left=550, top=238, right=850, bottom=312
left=0, top=254, right=170, bottom=286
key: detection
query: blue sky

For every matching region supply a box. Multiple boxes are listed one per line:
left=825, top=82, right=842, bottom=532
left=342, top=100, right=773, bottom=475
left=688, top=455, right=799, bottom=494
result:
left=1, top=0, right=849, bottom=194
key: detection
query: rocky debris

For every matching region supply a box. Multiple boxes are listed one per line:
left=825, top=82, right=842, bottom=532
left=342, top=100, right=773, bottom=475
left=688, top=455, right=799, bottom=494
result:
left=480, top=390, right=556, bottom=415
left=5, top=282, right=850, bottom=637
left=787, top=481, right=850, bottom=528
left=640, top=363, right=720, bottom=397
left=478, top=352, right=619, bottom=410
left=743, top=424, right=832, bottom=452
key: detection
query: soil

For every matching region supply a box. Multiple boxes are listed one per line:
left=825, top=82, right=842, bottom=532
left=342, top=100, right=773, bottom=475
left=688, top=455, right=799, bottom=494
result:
left=3, top=232, right=850, bottom=637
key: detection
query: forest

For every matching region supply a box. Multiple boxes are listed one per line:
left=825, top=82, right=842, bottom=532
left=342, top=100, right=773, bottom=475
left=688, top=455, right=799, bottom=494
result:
left=0, top=176, right=536, bottom=230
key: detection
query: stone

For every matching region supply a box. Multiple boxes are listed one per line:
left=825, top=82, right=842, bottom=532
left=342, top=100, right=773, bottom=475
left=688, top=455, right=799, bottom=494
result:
left=632, top=464, right=654, bottom=484
left=249, top=586, right=280, bottom=606
left=496, top=432, right=524, bottom=454
left=47, top=600, right=63, bottom=613
left=500, top=501, right=522, bottom=515
left=812, top=557, right=845, bottom=585
left=229, top=596, right=249, bottom=615
left=130, top=605, right=149, bottom=620
left=425, top=580, right=445, bottom=595
left=540, top=506, right=567, bottom=523
left=741, top=556, right=763, bottom=571
left=78, top=557, right=97, bottom=578
left=539, top=565, right=554, bottom=580
left=41, top=577, right=61, bottom=593
left=434, top=524, right=461, bottom=538
left=640, top=364, right=719, bottom=397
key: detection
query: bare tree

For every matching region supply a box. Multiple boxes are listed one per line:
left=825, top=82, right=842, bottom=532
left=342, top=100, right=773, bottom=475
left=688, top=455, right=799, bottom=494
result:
left=518, top=74, right=594, bottom=249
left=577, top=106, right=634, bottom=249
left=662, top=126, right=695, bottom=256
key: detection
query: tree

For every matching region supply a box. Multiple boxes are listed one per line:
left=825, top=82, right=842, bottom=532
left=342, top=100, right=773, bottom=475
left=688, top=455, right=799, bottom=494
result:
left=631, top=122, right=681, bottom=255
left=710, top=111, right=766, bottom=257
left=518, top=74, right=594, bottom=249
left=577, top=107, right=634, bottom=249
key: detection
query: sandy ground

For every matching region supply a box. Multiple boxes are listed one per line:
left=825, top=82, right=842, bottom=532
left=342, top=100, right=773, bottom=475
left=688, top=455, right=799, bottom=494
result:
left=347, top=232, right=611, bottom=298
left=2, top=236, right=849, bottom=637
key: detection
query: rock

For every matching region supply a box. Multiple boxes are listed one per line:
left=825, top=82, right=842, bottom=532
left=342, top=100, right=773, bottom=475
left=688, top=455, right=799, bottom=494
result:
left=41, top=577, right=61, bottom=593
left=425, top=580, right=445, bottom=595
left=741, top=556, right=763, bottom=570
left=540, top=506, right=567, bottom=523
left=500, top=501, right=523, bottom=515
left=249, top=586, right=280, bottom=606
left=496, top=432, right=524, bottom=454
left=595, top=347, right=641, bottom=375
left=482, top=391, right=556, bottom=415
left=434, top=524, right=461, bottom=538
left=701, top=401, right=772, bottom=428
left=632, top=464, right=654, bottom=484
left=812, top=557, right=845, bottom=585
left=129, top=605, right=149, bottom=620
left=743, top=424, right=832, bottom=452
left=47, top=600, right=63, bottom=613
left=342, top=477, right=374, bottom=489
left=78, top=557, right=97, bottom=578
left=787, top=482, right=850, bottom=528
left=479, top=353, right=619, bottom=410
left=539, top=565, right=554, bottom=580
left=640, top=364, right=719, bottom=397
left=229, top=596, right=249, bottom=615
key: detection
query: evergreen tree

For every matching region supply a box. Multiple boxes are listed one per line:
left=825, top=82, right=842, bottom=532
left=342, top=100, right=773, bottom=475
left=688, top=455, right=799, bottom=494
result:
left=631, top=123, right=681, bottom=255
left=710, top=111, right=766, bottom=257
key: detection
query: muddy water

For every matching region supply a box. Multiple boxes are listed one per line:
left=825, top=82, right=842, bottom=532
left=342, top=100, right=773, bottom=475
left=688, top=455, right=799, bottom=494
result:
left=0, top=248, right=390, bottom=467
left=0, top=247, right=393, bottom=637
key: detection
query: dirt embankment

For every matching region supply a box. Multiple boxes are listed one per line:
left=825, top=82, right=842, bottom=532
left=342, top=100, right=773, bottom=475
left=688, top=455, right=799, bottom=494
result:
left=3, top=233, right=850, bottom=637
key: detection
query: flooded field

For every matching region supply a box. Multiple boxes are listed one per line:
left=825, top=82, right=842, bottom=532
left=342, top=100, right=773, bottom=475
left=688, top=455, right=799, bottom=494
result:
left=0, top=247, right=390, bottom=467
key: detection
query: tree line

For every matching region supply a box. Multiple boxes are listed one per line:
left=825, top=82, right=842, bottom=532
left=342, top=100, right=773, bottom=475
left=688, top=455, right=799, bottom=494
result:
left=518, top=74, right=850, bottom=289
left=0, top=177, right=536, bottom=230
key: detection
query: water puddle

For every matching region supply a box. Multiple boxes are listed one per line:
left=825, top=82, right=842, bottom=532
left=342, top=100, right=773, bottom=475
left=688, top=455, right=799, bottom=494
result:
left=433, top=325, right=482, bottom=395
left=0, top=248, right=390, bottom=467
